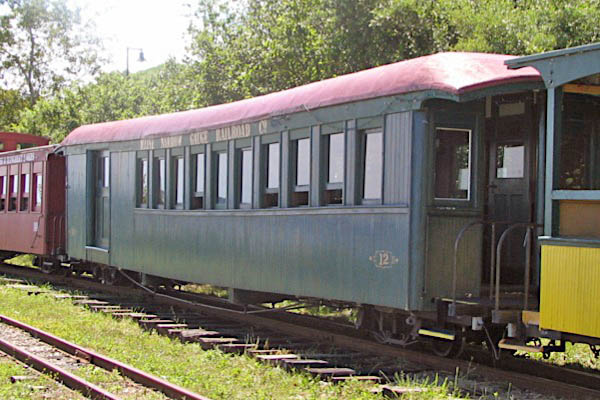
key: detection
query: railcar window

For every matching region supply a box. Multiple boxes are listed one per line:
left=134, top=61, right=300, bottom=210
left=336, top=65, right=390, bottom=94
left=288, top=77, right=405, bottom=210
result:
left=99, top=156, right=110, bottom=188
left=0, top=142, right=4, bottom=150
left=32, top=173, right=42, bottom=211
left=20, top=173, right=30, bottom=211
left=291, top=138, right=310, bottom=207
left=192, top=153, right=205, bottom=209
left=264, top=142, right=279, bottom=207
left=325, top=133, right=344, bottom=205
left=17, top=143, right=35, bottom=150
left=174, top=156, right=184, bottom=209
left=558, top=96, right=600, bottom=190
left=434, top=128, right=471, bottom=200
left=363, top=130, right=383, bottom=202
left=8, top=175, right=16, bottom=211
left=137, top=158, right=148, bottom=208
left=240, top=147, right=252, bottom=207
left=0, top=175, right=5, bottom=211
left=154, top=157, right=166, bottom=208
left=216, top=152, right=228, bottom=206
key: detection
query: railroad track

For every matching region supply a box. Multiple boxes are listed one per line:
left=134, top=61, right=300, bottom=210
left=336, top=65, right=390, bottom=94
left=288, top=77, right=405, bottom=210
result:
left=1, top=262, right=600, bottom=399
left=0, top=309, right=210, bottom=399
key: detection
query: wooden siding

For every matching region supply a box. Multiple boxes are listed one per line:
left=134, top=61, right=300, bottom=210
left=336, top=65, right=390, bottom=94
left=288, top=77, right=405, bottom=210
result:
left=129, top=208, right=411, bottom=309
left=385, top=112, right=412, bottom=205
left=424, top=215, right=482, bottom=306
left=540, top=245, right=600, bottom=338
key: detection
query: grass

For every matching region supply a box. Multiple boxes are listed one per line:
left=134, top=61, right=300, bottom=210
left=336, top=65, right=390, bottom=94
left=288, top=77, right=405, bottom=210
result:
left=0, top=356, right=85, bottom=399
left=519, top=339, right=599, bottom=371
left=0, top=279, right=464, bottom=400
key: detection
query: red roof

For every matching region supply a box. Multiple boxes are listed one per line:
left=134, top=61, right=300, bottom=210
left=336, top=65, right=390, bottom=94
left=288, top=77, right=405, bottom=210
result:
left=62, top=52, right=541, bottom=146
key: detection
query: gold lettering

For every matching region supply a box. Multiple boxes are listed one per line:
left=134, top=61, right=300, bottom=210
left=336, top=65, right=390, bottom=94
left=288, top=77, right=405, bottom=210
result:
left=259, top=119, right=268, bottom=135
left=160, top=136, right=183, bottom=148
left=190, top=131, right=209, bottom=145
left=140, top=139, right=154, bottom=150
left=215, top=124, right=251, bottom=142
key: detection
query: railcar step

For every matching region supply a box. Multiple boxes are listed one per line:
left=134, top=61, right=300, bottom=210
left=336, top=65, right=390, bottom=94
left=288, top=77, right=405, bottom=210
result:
left=498, top=338, right=543, bottom=353
left=418, top=328, right=455, bottom=341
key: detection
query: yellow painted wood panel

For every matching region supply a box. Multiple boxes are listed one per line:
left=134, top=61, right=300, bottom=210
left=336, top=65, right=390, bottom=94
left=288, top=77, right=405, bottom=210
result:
left=540, top=245, right=600, bottom=338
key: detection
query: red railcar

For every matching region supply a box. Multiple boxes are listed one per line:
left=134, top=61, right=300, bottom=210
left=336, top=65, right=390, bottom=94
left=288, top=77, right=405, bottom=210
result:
left=0, top=132, right=50, bottom=153
left=0, top=145, right=65, bottom=259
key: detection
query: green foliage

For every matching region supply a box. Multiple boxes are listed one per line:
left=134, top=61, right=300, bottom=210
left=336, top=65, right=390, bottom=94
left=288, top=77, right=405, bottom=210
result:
left=185, top=0, right=600, bottom=106
left=0, top=0, right=102, bottom=106
left=0, top=88, right=27, bottom=129
left=11, top=0, right=600, bottom=141
left=14, top=60, right=201, bottom=142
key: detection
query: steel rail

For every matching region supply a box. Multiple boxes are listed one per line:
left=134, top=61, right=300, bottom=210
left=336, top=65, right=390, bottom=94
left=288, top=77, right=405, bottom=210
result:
left=0, top=313, right=211, bottom=400
left=0, top=335, right=120, bottom=400
left=2, top=262, right=600, bottom=399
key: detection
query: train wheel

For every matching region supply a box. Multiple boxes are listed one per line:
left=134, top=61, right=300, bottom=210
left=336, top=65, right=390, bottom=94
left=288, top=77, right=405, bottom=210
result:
left=429, top=331, right=465, bottom=358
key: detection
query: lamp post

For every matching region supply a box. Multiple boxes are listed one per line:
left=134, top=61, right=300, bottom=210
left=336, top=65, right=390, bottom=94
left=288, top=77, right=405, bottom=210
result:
left=126, top=47, right=145, bottom=76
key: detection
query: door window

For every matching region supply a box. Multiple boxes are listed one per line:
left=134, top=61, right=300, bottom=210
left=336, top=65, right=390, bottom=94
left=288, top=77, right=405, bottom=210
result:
left=496, top=144, right=524, bottom=178
left=434, top=128, right=471, bottom=200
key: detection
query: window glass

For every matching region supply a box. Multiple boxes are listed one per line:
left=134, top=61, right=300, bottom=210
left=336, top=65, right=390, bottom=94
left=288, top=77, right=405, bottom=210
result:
left=8, top=175, right=16, bottom=211
left=328, top=133, right=344, bottom=184
left=241, top=148, right=252, bottom=205
left=196, top=153, right=205, bottom=193
left=434, top=128, right=471, bottom=200
left=175, top=156, right=184, bottom=206
left=138, top=158, right=148, bottom=206
left=217, top=152, right=228, bottom=204
left=296, top=138, right=310, bottom=186
left=102, top=156, right=110, bottom=188
left=22, top=174, right=30, bottom=194
left=267, top=142, right=279, bottom=189
left=496, top=144, right=524, bottom=178
left=0, top=142, right=4, bottom=150
left=20, top=173, right=29, bottom=211
left=155, top=157, right=166, bottom=207
left=363, top=131, right=383, bottom=200
left=0, top=176, right=5, bottom=211
left=34, top=173, right=42, bottom=210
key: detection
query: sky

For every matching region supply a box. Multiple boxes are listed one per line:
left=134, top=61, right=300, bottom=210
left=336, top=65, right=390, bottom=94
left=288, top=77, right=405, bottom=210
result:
left=73, top=0, right=193, bottom=74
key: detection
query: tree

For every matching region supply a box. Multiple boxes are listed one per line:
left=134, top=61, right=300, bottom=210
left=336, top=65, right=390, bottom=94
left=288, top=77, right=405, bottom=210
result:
left=0, top=88, right=27, bottom=129
left=0, top=0, right=103, bottom=106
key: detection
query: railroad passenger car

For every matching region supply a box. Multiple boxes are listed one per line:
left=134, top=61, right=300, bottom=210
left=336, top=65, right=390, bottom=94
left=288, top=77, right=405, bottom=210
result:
left=59, top=52, right=541, bottom=349
left=0, top=132, right=50, bottom=153
left=58, top=46, right=600, bottom=357
left=0, top=145, right=66, bottom=266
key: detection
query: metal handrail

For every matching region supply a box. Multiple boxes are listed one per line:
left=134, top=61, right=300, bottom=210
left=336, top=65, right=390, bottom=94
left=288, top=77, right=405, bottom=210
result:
left=494, top=222, right=542, bottom=311
left=451, top=219, right=534, bottom=313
